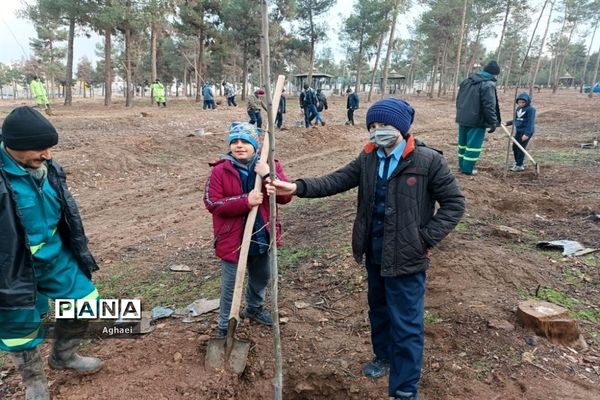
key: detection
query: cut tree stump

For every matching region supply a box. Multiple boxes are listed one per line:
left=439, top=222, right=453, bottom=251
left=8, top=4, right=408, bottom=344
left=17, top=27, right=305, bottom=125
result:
left=516, top=300, right=581, bottom=345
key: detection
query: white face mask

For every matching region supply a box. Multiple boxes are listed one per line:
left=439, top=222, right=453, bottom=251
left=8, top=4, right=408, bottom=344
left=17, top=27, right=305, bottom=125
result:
left=370, top=127, right=401, bottom=147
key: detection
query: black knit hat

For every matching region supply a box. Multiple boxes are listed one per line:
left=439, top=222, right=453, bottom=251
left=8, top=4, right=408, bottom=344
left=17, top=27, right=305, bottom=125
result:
left=483, top=60, right=500, bottom=76
left=1, top=106, right=58, bottom=150
left=366, top=98, right=415, bottom=138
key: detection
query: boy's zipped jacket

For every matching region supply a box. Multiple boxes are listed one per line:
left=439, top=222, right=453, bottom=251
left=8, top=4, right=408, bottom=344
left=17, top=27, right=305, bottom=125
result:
left=347, top=92, right=359, bottom=110
left=204, top=158, right=293, bottom=263
left=294, top=136, right=465, bottom=277
left=299, top=88, right=317, bottom=108
left=511, top=92, right=536, bottom=136
left=455, top=72, right=501, bottom=129
left=0, top=157, right=98, bottom=310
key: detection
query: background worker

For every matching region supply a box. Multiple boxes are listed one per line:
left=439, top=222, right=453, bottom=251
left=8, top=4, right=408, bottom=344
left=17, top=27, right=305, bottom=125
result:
left=346, top=87, right=359, bottom=125
left=150, top=78, right=167, bottom=107
left=29, top=76, right=50, bottom=115
left=276, top=88, right=286, bottom=129
left=0, top=106, right=103, bottom=400
left=299, top=83, right=318, bottom=128
left=247, top=88, right=266, bottom=129
left=455, top=60, right=502, bottom=175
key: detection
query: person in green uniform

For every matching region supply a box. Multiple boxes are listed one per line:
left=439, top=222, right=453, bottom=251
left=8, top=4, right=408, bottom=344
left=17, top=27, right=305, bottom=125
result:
left=150, top=78, right=167, bottom=107
left=29, top=76, right=50, bottom=114
left=0, top=106, right=102, bottom=400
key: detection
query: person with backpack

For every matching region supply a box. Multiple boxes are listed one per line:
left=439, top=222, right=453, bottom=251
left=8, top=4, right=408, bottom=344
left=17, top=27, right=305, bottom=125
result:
left=315, top=89, right=328, bottom=126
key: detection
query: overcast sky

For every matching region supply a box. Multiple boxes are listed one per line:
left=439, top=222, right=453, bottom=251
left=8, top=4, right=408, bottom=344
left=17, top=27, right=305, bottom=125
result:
left=1, top=0, right=598, bottom=68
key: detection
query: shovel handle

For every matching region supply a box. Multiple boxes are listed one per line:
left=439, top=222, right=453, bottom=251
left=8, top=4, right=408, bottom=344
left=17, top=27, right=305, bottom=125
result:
left=228, top=75, right=286, bottom=322
left=500, top=124, right=538, bottom=166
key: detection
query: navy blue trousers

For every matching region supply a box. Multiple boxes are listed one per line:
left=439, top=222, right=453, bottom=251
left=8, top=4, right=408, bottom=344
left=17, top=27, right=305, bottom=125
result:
left=366, top=261, right=426, bottom=396
left=303, top=104, right=318, bottom=127
left=512, top=132, right=531, bottom=167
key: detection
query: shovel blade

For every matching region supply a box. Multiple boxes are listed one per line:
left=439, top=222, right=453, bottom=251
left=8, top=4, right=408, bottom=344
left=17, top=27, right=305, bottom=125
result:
left=205, top=337, right=250, bottom=374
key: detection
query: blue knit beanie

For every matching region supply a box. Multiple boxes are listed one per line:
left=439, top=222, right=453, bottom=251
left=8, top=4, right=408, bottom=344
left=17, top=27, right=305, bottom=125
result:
left=365, top=98, right=415, bottom=138
left=228, top=122, right=261, bottom=151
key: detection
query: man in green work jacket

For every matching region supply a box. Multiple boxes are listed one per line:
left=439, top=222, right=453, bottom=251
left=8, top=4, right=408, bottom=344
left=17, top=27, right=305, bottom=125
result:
left=0, top=106, right=102, bottom=400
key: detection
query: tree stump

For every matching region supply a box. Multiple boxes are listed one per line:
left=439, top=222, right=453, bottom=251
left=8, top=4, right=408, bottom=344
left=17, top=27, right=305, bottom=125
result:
left=516, top=300, right=581, bottom=345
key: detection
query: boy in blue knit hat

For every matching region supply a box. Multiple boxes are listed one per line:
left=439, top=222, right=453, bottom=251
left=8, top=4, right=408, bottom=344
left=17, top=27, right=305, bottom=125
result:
left=204, top=122, right=292, bottom=337
left=267, top=98, right=465, bottom=400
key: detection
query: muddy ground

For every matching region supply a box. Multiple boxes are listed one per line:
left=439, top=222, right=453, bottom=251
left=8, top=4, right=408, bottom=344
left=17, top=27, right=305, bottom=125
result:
left=0, top=88, right=599, bottom=400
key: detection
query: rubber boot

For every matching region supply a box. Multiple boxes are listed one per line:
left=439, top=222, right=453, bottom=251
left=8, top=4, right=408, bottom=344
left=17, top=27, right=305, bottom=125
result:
left=8, top=348, right=50, bottom=400
left=48, top=319, right=102, bottom=374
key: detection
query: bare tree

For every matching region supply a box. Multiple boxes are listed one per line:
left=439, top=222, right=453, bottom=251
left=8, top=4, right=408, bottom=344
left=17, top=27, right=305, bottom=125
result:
left=381, top=0, right=401, bottom=99
left=452, top=0, right=469, bottom=101
left=529, top=0, right=554, bottom=96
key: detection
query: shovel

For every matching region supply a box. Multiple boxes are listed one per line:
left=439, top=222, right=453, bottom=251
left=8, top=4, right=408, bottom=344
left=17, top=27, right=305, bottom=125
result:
left=205, top=75, right=286, bottom=374
left=204, top=204, right=256, bottom=374
left=204, top=253, right=250, bottom=374
left=500, top=124, right=540, bottom=176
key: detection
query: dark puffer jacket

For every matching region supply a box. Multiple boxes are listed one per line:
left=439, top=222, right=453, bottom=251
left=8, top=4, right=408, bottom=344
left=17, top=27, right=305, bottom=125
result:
left=456, top=73, right=501, bottom=129
left=0, top=158, right=98, bottom=310
left=294, top=136, right=465, bottom=277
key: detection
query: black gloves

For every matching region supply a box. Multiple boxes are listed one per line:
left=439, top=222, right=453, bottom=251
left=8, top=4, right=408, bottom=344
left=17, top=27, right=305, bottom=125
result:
left=488, top=127, right=496, bottom=133
left=505, top=121, right=513, bottom=127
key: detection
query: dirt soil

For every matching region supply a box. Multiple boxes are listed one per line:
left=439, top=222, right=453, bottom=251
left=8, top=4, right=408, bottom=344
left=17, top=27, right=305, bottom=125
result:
left=1, top=89, right=599, bottom=400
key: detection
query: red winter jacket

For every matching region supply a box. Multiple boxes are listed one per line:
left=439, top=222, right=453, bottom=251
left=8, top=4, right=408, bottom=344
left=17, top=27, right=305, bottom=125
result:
left=204, top=158, right=292, bottom=263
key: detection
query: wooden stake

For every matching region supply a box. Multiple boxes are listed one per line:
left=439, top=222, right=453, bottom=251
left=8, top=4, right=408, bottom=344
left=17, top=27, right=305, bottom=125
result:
left=260, top=1, right=285, bottom=398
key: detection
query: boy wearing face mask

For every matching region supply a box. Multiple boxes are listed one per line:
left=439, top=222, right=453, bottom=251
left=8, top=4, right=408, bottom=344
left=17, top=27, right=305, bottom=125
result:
left=266, top=98, right=465, bottom=400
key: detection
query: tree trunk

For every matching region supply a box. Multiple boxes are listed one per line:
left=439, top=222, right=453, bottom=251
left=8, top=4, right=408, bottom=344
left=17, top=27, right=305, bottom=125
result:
left=195, top=30, right=205, bottom=103
left=580, top=18, right=598, bottom=92
left=49, top=41, right=55, bottom=99
left=529, top=0, right=553, bottom=97
left=150, top=22, right=158, bottom=104
left=453, top=0, right=469, bottom=101
left=551, top=7, right=569, bottom=93
left=151, top=23, right=158, bottom=81
left=503, top=47, right=515, bottom=92
left=307, top=8, right=314, bottom=85
left=553, top=17, right=579, bottom=93
left=104, top=29, right=112, bottom=106
left=429, top=51, right=440, bottom=98
left=495, top=0, right=511, bottom=63
left=355, top=24, right=366, bottom=93
left=381, top=0, right=400, bottom=99
left=242, top=45, right=249, bottom=101
left=438, top=42, right=448, bottom=97
left=368, top=26, right=386, bottom=101
left=589, top=40, right=600, bottom=98
left=64, top=16, right=75, bottom=106
left=125, top=27, right=133, bottom=107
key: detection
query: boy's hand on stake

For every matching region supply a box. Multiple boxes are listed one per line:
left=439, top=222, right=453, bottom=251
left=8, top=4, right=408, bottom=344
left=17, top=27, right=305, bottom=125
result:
left=255, top=160, right=269, bottom=178
left=248, top=189, right=264, bottom=206
left=266, top=179, right=297, bottom=196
